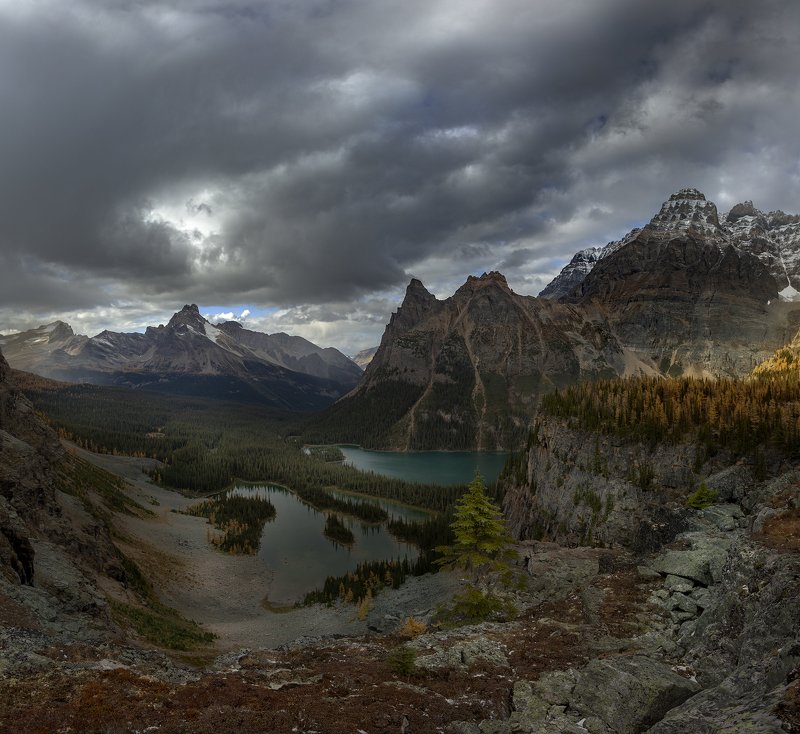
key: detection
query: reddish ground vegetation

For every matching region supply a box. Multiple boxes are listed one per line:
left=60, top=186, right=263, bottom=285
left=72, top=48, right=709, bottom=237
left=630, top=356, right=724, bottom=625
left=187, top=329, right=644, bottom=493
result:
left=0, top=649, right=509, bottom=734
left=593, top=567, right=661, bottom=639
left=776, top=678, right=800, bottom=731
left=0, top=592, right=40, bottom=629
left=0, top=556, right=658, bottom=732
left=758, top=508, right=800, bottom=552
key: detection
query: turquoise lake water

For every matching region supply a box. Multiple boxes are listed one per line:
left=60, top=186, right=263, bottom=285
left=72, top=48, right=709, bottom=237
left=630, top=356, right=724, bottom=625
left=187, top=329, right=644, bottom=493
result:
left=337, top=446, right=510, bottom=486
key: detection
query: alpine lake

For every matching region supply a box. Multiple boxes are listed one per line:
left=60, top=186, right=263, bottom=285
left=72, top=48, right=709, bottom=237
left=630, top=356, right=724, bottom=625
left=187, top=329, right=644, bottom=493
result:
left=229, top=448, right=509, bottom=606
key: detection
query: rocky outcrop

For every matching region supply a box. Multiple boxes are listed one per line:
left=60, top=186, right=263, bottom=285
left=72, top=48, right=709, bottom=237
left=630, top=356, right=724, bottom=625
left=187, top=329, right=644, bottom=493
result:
left=639, top=477, right=800, bottom=732
left=0, top=507, right=34, bottom=584
left=495, top=398, right=800, bottom=732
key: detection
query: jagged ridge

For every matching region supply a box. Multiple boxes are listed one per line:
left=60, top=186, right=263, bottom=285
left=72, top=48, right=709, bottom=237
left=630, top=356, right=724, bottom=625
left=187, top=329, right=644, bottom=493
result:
left=310, top=189, right=799, bottom=449
left=0, top=306, right=362, bottom=411
left=542, top=187, right=800, bottom=299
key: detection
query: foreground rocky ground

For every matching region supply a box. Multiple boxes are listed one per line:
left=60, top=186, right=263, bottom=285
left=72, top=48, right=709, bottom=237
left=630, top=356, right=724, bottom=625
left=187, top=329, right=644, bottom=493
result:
left=2, top=472, right=798, bottom=733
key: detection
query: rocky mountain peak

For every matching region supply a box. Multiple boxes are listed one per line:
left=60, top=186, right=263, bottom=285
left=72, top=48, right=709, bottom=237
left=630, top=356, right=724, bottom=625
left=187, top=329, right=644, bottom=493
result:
left=726, top=200, right=762, bottom=222
left=45, top=321, right=76, bottom=341
left=398, top=277, right=437, bottom=313
left=767, top=210, right=800, bottom=228
left=645, top=187, right=722, bottom=237
left=455, top=271, right=512, bottom=298
left=539, top=247, right=604, bottom=299
left=405, top=278, right=434, bottom=300
left=166, top=304, right=206, bottom=331
left=669, top=187, right=707, bottom=201
left=474, top=271, right=509, bottom=287
left=386, top=278, right=438, bottom=335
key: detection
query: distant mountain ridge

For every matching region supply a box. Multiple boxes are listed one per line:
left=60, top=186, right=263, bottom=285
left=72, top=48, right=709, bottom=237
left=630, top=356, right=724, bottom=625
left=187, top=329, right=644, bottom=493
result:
left=0, top=306, right=361, bottom=411
left=352, top=347, right=378, bottom=370
left=307, top=188, right=800, bottom=449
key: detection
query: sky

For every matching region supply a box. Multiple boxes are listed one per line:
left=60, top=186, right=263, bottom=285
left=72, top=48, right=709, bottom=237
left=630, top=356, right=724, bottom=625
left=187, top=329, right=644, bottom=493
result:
left=1, top=0, right=799, bottom=355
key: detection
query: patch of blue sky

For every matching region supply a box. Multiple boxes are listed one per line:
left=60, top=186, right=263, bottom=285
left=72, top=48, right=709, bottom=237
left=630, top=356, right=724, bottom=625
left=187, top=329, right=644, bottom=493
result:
left=199, top=305, right=280, bottom=321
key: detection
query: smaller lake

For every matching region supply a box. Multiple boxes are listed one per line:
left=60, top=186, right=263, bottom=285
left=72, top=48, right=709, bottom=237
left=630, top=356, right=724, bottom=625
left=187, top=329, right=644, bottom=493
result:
left=338, top=446, right=510, bottom=486
left=231, top=484, right=418, bottom=606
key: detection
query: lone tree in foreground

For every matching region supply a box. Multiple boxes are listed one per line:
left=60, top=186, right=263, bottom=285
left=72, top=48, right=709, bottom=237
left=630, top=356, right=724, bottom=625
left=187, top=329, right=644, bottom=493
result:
left=436, top=472, right=516, bottom=584
left=435, top=472, right=518, bottom=624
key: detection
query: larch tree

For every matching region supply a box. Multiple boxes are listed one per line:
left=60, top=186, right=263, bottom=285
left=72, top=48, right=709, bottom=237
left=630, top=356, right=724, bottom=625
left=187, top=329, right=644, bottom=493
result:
left=436, top=472, right=516, bottom=584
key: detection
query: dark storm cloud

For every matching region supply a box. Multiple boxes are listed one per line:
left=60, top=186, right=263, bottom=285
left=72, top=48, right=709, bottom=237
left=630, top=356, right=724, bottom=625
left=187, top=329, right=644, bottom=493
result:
left=0, top=0, right=799, bottom=335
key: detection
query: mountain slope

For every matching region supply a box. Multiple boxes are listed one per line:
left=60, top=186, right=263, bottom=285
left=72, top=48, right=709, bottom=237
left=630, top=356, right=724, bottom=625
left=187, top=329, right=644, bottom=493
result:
left=352, top=346, right=378, bottom=370
left=0, top=306, right=361, bottom=411
left=543, top=188, right=800, bottom=300
left=0, top=349, right=128, bottom=636
left=308, top=273, right=636, bottom=450
left=309, top=188, right=800, bottom=449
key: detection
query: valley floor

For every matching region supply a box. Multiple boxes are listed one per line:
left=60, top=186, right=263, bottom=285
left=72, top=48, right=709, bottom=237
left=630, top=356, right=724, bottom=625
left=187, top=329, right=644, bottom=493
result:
left=74, top=447, right=459, bottom=650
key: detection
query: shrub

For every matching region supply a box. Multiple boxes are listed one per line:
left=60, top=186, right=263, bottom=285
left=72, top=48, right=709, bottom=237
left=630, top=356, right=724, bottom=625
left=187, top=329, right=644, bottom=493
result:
left=436, top=585, right=518, bottom=627
left=386, top=645, right=417, bottom=676
left=686, top=481, right=718, bottom=509
left=356, top=589, right=373, bottom=620
left=398, top=616, right=427, bottom=639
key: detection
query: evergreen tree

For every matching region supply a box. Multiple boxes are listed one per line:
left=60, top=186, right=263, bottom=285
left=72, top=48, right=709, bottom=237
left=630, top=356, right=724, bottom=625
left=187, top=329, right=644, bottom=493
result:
left=436, top=472, right=515, bottom=582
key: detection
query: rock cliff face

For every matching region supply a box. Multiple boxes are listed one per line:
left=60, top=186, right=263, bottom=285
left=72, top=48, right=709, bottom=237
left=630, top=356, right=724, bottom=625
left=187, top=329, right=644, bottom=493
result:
left=0, top=306, right=362, bottom=411
left=0, top=349, right=121, bottom=636
left=727, top=200, right=800, bottom=293
left=501, top=419, right=694, bottom=550
left=497, top=411, right=800, bottom=732
left=569, top=228, right=786, bottom=376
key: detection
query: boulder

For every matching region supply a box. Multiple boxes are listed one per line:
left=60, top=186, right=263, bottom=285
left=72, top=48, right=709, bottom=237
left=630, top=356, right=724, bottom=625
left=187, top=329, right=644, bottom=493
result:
left=415, top=635, right=509, bottom=670
left=569, top=655, right=700, bottom=734
left=663, top=575, right=694, bottom=593
left=650, top=534, right=732, bottom=586
left=704, top=465, right=753, bottom=503
left=700, top=504, right=744, bottom=532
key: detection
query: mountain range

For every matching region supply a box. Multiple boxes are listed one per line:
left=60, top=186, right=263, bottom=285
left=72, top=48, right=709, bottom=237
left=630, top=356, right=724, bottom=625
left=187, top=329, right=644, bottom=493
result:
left=308, top=189, right=800, bottom=449
left=541, top=188, right=800, bottom=300
left=0, top=305, right=362, bottom=411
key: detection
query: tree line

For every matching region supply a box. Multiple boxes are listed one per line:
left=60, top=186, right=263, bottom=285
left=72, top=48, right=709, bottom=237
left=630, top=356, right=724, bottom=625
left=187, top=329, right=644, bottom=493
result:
left=539, top=370, right=800, bottom=460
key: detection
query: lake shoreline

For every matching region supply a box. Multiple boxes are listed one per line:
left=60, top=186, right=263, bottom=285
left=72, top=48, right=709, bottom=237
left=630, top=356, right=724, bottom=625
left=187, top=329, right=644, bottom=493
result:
left=68, top=445, right=442, bottom=650
left=335, top=444, right=510, bottom=486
